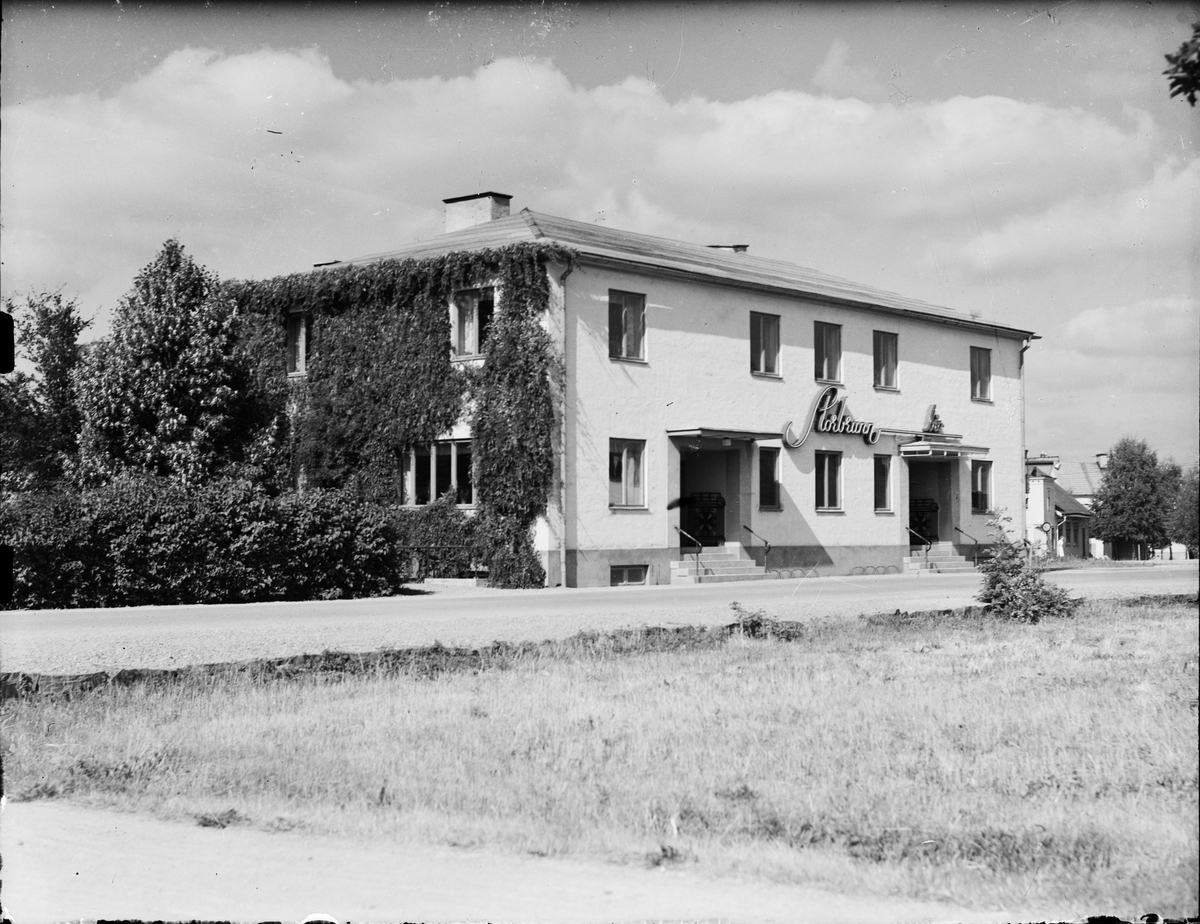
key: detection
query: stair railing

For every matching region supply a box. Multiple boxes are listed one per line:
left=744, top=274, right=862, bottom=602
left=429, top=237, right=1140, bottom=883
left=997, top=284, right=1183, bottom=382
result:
left=905, top=526, right=932, bottom=563
left=674, top=526, right=705, bottom=582
left=953, top=526, right=981, bottom=565
left=742, top=524, right=772, bottom=571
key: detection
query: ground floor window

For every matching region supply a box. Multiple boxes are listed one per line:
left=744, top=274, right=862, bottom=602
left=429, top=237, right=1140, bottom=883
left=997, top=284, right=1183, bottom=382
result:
left=759, top=446, right=781, bottom=508
left=609, top=438, right=645, bottom=507
left=409, top=439, right=475, bottom=506
left=874, top=455, right=891, bottom=511
left=611, top=565, right=648, bottom=586
left=971, top=460, right=992, bottom=513
left=815, top=451, right=841, bottom=510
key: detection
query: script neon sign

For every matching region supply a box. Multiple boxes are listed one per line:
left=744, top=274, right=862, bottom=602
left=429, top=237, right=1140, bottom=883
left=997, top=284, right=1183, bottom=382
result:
left=783, top=386, right=880, bottom=448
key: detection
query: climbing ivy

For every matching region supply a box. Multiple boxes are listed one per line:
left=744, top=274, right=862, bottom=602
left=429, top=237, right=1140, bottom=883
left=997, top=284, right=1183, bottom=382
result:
left=227, top=242, right=572, bottom=588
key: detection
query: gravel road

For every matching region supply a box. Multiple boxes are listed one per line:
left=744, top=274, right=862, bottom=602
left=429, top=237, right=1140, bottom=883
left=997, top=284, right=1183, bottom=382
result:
left=2, top=564, right=1195, bottom=676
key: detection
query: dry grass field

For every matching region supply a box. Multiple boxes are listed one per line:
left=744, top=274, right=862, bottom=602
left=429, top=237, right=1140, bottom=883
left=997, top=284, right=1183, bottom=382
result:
left=3, top=598, right=1197, bottom=914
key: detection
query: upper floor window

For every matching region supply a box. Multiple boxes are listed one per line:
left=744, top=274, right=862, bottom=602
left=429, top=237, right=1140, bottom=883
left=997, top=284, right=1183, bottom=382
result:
left=287, top=313, right=311, bottom=375
left=453, top=288, right=494, bottom=357
left=750, top=312, right=780, bottom=375
left=609, top=290, right=645, bottom=361
left=814, top=321, right=841, bottom=382
left=609, top=438, right=645, bottom=507
left=815, top=450, right=841, bottom=510
left=873, top=331, right=898, bottom=389
left=971, top=460, right=992, bottom=513
left=970, top=347, right=992, bottom=401
left=759, top=446, right=781, bottom=509
left=409, top=439, right=475, bottom=506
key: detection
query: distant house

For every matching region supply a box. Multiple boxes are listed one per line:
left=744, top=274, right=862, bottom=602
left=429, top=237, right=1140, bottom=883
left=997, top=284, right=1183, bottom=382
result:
left=1025, top=453, right=1094, bottom=558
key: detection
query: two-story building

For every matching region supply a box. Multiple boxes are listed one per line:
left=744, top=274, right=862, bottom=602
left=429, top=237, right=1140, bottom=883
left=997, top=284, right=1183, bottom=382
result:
left=301, top=192, right=1035, bottom=587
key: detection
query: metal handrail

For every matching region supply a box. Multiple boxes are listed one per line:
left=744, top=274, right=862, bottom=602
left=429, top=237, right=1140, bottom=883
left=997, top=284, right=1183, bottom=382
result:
left=905, top=526, right=932, bottom=561
left=953, top=526, right=981, bottom=565
left=674, top=526, right=705, bottom=582
left=741, top=524, right=772, bottom=555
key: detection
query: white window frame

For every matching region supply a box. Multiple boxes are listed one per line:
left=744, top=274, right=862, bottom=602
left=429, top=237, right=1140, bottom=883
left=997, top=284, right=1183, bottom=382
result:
left=815, top=450, right=842, bottom=510
left=452, top=287, right=495, bottom=358
left=814, top=321, right=842, bottom=383
left=874, top=454, right=892, bottom=512
left=407, top=439, right=476, bottom=507
left=759, top=446, right=781, bottom=509
left=287, top=313, right=311, bottom=376
left=970, top=347, right=992, bottom=401
left=609, top=438, right=646, bottom=508
left=873, top=330, right=898, bottom=389
left=609, top=290, right=646, bottom=361
left=750, top=312, right=781, bottom=376
left=971, top=460, right=992, bottom=513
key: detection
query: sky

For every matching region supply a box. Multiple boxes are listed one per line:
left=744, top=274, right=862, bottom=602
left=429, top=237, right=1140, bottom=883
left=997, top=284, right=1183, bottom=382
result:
left=2, top=0, right=1198, bottom=464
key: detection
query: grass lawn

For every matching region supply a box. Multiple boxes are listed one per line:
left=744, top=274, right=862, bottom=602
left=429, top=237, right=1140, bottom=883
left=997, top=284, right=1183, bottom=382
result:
left=3, top=598, right=1197, bottom=914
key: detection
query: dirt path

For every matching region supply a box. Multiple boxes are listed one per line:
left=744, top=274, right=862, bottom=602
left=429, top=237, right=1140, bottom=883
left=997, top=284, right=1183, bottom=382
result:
left=0, top=798, right=1056, bottom=924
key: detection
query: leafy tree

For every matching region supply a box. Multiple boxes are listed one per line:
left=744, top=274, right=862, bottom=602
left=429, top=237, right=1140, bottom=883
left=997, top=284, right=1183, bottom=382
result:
left=75, top=240, right=260, bottom=487
left=1164, top=21, right=1200, bottom=106
left=1091, top=438, right=1177, bottom=557
left=0, top=291, right=90, bottom=488
left=1167, top=465, right=1199, bottom=557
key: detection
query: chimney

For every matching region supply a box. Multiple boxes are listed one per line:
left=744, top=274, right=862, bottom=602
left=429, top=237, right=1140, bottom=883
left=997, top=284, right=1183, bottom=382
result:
left=443, top=192, right=512, bottom=233
left=1095, top=452, right=1109, bottom=470
left=706, top=244, right=749, bottom=253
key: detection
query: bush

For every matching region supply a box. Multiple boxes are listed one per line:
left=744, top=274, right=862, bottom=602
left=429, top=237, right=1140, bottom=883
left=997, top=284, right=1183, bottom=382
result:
left=1, top=477, right=408, bottom=609
left=977, top=515, right=1079, bottom=622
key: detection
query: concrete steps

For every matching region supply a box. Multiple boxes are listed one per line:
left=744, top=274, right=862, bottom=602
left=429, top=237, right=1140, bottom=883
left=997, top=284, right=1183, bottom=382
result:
left=904, top=542, right=978, bottom=575
left=670, top=545, right=773, bottom=584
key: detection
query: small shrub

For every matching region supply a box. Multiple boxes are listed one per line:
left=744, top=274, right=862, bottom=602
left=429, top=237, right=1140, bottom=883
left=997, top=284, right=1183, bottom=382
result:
left=977, top=514, right=1080, bottom=622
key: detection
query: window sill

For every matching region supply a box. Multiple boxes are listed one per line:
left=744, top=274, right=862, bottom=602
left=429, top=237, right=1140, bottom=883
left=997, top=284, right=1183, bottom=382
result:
left=452, top=354, right=485, bottom=364
left=287, top=371, right=308, bottom=379
left=971, top=508, right=993, bottom=516
left=610, top=356, right=648, bottom=365
left=971, top=397, right=993, bottom=405
left=815, top=508, right=844, bottom=514
left=759, top=505, right=782, bottom=512
left=873, top=384, right=899, bottom=393
left=609, top=505, right=650, bottom=512
left=815, top=377, right=843, bottom=386
left=874, top=509, right=894, bottom=515
left=751, top=371, right=782, bottom=380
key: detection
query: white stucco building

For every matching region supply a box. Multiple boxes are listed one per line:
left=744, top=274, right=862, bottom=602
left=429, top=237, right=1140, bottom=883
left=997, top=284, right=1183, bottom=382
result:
left=326, top=192, right=1036, bottom=587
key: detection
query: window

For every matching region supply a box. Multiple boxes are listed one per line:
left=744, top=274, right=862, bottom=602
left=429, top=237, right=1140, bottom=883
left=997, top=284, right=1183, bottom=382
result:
left=814, top=322, right=842, bottom=382
left=453, top=288, right=494, bottom=357
left=759, top=446, right=781, bottom=508
left=873, top=331, right=898, bottom=389
left=610, top=565, right=648, bottom=586
left=815, top=451, right=841, bottom=510
left=609, top=438, right=645, bottom=507
left=609, top=290, right=645, bottom=360
left=970, top=347, right=992, bottom=401
left=286, top=313, right=311, bottom=375
left=971, top=460, right=992, bottom=513
left=750, top=312, right=780, bottom=375
left=874, top=455, right=891, bottom=511
left=410, top=439, right=475, bottom=506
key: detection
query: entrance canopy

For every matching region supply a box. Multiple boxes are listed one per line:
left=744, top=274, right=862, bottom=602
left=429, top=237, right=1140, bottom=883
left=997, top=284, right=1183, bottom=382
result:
left=667, top=427, right=781, bottom=441
left=899, top=437, right=989, bottom=458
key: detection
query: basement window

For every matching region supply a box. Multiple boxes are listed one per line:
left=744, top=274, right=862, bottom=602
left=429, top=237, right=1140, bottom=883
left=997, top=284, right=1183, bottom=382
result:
left=611, top=565, right=648, bottom=586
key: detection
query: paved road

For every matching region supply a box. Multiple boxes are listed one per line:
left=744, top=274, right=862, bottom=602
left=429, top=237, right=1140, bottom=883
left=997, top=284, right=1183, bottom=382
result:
left=2, top=563, right=1195, bottom=675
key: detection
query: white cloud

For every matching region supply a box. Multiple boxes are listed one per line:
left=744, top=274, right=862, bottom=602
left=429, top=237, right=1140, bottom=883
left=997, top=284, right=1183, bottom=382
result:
left=1, top=48, right=1194, bottom=460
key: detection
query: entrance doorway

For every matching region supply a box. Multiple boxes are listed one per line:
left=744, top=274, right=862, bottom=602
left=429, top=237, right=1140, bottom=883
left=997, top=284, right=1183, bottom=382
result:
left=675, top=438, right=748, bottom=548
left=907, top=459, right=954, bottom=545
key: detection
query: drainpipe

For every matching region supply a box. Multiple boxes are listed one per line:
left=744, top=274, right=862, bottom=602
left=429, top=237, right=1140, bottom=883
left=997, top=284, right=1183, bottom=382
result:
left=1019, top=335, right=1039, bottom=543
left=557, top=262, right=573, bottom=587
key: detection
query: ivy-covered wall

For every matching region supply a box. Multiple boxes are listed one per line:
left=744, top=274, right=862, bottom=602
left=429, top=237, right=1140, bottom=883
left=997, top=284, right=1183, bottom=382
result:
left=227, top=242, right=572, bottom=588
